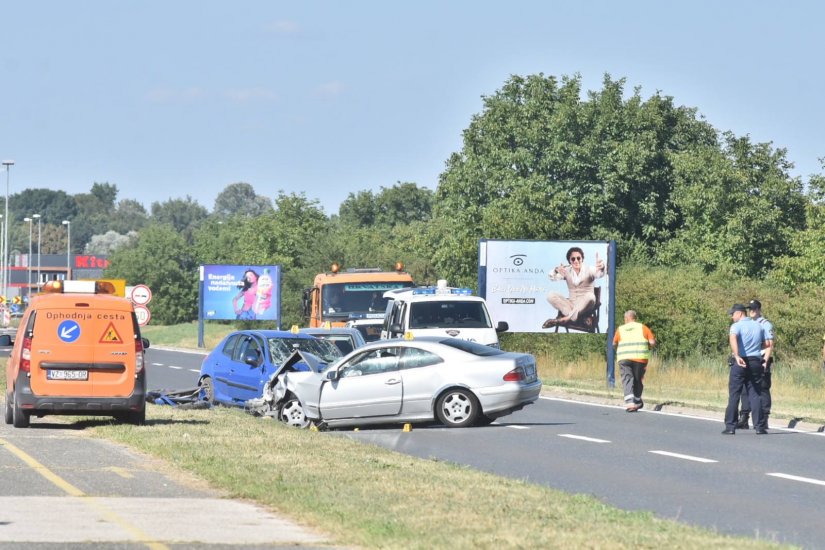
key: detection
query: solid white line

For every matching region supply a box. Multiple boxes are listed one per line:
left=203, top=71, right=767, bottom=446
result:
left=168, top=366, right=182, bottom=370
left=649, top=450, right=717, bottom=463
left=767, top=473, right=825, bottom=487
left=558, top=434, right=611, bottom=443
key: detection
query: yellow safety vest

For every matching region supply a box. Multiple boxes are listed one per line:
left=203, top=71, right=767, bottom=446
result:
left=616, top=322, right=651, bottom=362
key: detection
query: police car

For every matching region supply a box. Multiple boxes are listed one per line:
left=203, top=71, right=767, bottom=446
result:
left=381, top=280, right=508, bottom=347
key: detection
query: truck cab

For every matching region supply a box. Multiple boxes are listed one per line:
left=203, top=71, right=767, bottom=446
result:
left=302, top=263, right=414, bottom=328
left=381, top=280, right=508, bottom=347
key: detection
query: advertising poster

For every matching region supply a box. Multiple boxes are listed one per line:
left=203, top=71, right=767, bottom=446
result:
left=479, top=239, right=611, bottom=334
left=201, top=264, right=281, bottom=322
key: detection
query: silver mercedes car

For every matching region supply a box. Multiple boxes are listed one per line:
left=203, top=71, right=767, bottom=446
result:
left=252, top=336, right=542, bottom=429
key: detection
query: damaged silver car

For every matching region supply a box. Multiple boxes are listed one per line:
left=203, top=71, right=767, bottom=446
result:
left=248, top=336, right=542, bottom=429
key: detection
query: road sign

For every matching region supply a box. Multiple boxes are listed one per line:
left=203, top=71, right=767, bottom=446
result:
left=58, top=320, right=81, bottom=343
left=131, top=285, right=152, bottom=305
left=134, top=305, right=151, bottom=326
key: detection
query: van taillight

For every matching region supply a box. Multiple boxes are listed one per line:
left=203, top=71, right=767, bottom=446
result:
left=135, top=338, right=145, bottom=375
left=20, top=337, right=33, bottom=373
left=503, top=367, right=525, bottom=382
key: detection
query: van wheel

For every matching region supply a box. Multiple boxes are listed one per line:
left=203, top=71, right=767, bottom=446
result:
left=12, top=390, right=30, bottom=428
left=435, top=388, right=479, bottom=428
left=4, top=392, right=13, bottom=425
left=199, top=377, right=215, bottom=404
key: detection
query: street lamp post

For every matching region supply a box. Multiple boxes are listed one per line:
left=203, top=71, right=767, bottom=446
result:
left=33, top=214, right=41, bottom=290
left=1, top=160, right=13, bottom=298
left=62, top=220, right=71, bottom=278
left=24, top=217, right=32, bottom=296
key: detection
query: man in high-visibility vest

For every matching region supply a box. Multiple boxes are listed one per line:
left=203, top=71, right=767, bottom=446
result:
left=613, top=310, right=656, bottom=412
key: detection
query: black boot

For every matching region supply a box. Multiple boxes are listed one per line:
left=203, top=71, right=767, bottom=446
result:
left=736, top=412, right=750, bottom=430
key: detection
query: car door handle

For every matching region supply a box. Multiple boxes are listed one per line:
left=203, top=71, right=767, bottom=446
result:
left=385, top=378, right=401, bottom=385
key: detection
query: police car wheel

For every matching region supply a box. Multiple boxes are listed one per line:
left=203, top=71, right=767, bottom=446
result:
left=436, top=388, right=479, bottom=428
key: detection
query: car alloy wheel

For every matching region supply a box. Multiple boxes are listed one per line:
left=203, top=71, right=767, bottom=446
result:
left=436, top=388, right=479, bottom=428
left=278, top=397, right=310, bottom=429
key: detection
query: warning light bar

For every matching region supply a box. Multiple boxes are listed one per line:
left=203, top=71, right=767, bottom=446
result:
left=41, top=280, right=117, bottom=295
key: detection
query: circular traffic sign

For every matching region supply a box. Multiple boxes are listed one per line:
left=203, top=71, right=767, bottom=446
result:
left=134, top=305, right=151, bottom=326
left=131, top=285, right=152, bottom=305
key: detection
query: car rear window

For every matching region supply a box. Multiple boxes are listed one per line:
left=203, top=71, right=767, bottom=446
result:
left=438, top=338, right=506, bottom=357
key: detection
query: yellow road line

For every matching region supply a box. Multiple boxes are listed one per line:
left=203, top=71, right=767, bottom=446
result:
left=0, top=437, right=170, bottom=550
left=105, top=466, right=135, bottom=479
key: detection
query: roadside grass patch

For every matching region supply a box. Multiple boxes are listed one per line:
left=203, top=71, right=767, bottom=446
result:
left=91, top=405, right=786, bottom=549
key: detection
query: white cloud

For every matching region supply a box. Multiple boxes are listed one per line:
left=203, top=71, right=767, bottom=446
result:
left=314, top=81, right=344, bottom=98
left=224, top=87, right=278, bottom=102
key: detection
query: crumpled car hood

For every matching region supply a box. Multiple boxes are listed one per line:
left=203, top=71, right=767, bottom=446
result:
left=245, top=349, right=327, bottom=416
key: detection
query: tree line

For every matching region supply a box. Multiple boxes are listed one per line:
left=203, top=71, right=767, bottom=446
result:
left=8, top=73, right=825, bottom=358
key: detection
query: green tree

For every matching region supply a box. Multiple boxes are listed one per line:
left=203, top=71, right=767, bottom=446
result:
left=213, top=182, right=273, bottom=219
left=106, top=224, right=197, bottom=324
left=339, top=183, right=433, bottom=228
left=150, top=196, right=209, bottom=242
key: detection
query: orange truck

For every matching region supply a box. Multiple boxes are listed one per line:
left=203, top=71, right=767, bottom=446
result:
left=302, top=263, right=414, bottom=328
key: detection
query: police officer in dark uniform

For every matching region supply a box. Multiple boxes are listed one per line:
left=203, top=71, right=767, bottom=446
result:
left=735, top=299, right=774, bottom=430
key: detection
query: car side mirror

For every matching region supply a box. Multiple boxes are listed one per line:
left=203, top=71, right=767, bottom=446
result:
left=141, top=337, right=150, bottom=350
left=390, top=323, right=402, bottom=334
left=496, top=321, right=509, bottom=333
left=244, top=351, right=261, bottom=367
left=326, top=369, right=340, bottom=381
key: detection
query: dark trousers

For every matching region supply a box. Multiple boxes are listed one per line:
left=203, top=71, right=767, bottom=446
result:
left=725, top=357, right=764, bottom=431
left=739, top=365, right=772, bottom=430
left=619, top=360, right=646, bottom=405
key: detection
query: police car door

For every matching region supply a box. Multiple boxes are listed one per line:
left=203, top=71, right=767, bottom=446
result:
left=319, top=346, right=403, bottom=419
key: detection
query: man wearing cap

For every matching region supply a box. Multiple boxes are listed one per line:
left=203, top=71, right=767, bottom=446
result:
left=736, top=299, right=774, bottom=430
left=723, top=303, right=770, bottom=435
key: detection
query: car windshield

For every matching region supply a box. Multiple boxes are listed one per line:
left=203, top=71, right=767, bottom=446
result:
left=438, top=338, right=506, bottom=357
left=267, top=337, right=343, bottom=364
left=322, top=281, right=414, bottom=317
left=351, top=323, right=383, bottom=342
left=409, top=301, right=493, bottom=329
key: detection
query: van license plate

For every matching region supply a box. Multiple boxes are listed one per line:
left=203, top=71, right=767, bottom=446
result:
left=47, top=370, right=89, bottom=381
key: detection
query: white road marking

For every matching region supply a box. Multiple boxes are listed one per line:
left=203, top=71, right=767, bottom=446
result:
left=558, top=434, right=610, bottom=443
left=649, top=450, right=717, bottom=463
left=168, top=366, right=182, bottom=370
left=767, top=473, right=825, bottom=487
left=189, top=369, right=200, bottom=373
left=151, top=363, right=163, bottom=366
left=505, top=425, right=529, bottom=430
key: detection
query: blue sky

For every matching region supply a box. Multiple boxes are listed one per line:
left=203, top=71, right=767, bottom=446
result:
left=2, top=1, right=823, bottom=216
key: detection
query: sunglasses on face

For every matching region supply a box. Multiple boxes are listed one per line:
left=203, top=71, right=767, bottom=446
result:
left=570, top=256, right=583, bottom=261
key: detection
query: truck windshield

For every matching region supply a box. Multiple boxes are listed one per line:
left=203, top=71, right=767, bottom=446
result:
left=322, top=282, right=413, bottom=319
left=409, top=301, right=493, bottom=329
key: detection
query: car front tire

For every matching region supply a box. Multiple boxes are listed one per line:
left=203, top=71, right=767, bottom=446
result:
left=278, top=397, right=310, bottom=429
left=436, top=388, right=479, bottom=428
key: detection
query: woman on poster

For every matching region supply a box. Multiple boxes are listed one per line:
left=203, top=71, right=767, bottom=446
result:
left=542, top=247, right=605, bottom=329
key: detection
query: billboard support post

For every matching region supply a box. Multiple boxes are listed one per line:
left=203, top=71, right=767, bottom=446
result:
left=605, top=240, right=617, bottom=388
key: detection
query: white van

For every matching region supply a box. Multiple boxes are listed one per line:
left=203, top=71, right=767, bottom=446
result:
left=381, top=280, right=508, bottom=347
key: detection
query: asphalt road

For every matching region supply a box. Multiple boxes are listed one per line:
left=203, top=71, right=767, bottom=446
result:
left=13, top=347, right=825, bottom=547
left=345, top=396, right=825, bottom=548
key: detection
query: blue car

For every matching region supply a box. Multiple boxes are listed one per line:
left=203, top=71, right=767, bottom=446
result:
left=198, top=330, right=343, bottom=407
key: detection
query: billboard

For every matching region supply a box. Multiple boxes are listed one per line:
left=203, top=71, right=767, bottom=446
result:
left=478, top=239, right=612, bottom=334
left=200, top=264, right=281, bottom=322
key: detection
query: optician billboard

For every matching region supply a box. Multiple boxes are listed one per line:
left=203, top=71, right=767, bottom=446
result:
left=200, top=264, right=281, bottom=323
left=478, top=239, right=613, bottom=334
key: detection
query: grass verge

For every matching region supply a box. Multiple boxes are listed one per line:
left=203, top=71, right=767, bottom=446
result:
left=89, top=405, right=787, bottom=549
